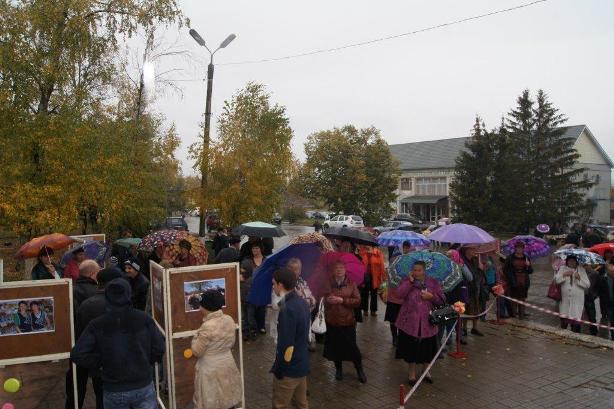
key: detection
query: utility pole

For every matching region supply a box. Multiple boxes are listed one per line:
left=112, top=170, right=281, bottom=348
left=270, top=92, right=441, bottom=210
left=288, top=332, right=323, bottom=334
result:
left=189, top=29, right=236, bottom=237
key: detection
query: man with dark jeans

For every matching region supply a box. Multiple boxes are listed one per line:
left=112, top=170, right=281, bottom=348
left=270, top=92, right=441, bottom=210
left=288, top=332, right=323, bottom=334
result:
left=71, top=278, right=165, bottom=409
left=584, top=266, right=601, bottom=336
left=597, top=260, right=614, bottom=339
left=271, top=267, right=310, bottom=408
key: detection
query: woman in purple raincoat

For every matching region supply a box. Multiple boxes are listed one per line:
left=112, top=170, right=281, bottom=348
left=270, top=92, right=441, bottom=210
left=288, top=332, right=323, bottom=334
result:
left=395, top=261, right=445, bottom=385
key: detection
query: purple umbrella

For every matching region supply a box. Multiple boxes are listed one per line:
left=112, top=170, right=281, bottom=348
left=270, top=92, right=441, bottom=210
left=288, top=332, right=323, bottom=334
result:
left=61, top=241, right=109, bottom=267
left=428, top=223, right=495, bottom=245
left=503, top=235, right=550, bottom=259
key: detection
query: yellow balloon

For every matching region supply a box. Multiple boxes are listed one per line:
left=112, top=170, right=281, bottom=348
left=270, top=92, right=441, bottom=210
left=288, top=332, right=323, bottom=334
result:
left=3, top=378, right=20, bottom=393
left=183, top=349, right=193, bottom=359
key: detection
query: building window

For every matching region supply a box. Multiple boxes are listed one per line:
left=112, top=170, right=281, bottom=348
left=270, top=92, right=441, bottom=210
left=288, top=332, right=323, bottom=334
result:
left=416, top=177, right=447, bottom=196
left=400, top=177, right=412, bottom=191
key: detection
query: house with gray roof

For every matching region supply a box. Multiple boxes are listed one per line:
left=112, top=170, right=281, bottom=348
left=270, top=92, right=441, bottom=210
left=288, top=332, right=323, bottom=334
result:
left=389, top=125, right=613, bottom=224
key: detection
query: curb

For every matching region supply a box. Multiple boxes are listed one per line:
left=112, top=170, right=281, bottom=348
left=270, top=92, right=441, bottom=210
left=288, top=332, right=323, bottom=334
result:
left=500, top=318, right=614, bottom=350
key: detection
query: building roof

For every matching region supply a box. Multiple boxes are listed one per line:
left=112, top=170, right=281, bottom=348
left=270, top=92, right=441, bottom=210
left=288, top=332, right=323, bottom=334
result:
left=390, top=137, right=469, bottom=170
left=390, top=124, right=612, bottom=171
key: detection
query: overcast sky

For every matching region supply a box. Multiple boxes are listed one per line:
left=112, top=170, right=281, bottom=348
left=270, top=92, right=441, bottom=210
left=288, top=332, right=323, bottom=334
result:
left=150, top=0, right=614, bottom=175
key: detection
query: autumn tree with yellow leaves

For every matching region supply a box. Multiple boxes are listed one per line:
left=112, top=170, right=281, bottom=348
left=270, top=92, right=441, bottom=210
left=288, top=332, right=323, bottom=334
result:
left=191, top=83, right=294, bottom=227
left=0, top=0, right=185, bottom=238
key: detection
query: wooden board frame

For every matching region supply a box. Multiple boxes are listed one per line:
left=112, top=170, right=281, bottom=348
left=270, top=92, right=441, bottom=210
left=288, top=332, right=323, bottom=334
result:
left=0, top=279, right=77, bottom=408
left=150, top=260, right=171, bottom=409
left=161, top=263, right=245, bottom=409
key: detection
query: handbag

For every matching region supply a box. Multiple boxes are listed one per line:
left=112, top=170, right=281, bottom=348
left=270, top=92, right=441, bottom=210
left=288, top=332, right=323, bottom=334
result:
left=429, top=304, right=459, bottom=325
left=311, top=298, right=327, bottom=334
left=547, top=279, right=562, bottom=301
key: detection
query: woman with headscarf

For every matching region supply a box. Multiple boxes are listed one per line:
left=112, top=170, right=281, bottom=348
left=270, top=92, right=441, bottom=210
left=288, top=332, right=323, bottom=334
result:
left=323, top=261, right=366, bottom=383
left=503, top=242, right=533, bottom=319
left=191, top=289, right=242, bottom=409
left=395, top=261, right=445, bottom=384
left=555, top=255, right=590, bottom=333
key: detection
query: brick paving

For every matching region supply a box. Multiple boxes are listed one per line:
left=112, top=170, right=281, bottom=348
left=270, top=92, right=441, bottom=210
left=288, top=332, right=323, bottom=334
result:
left=241, top=301, right=614, bottom=409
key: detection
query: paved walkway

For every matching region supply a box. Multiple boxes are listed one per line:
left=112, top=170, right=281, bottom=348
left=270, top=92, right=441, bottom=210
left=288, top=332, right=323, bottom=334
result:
left=242, top=301, right=614, bottom=409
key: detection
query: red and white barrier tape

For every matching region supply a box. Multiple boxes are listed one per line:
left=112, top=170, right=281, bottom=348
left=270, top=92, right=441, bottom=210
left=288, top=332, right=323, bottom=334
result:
left=460, top=299, right=497, bottom=320
left=400, top=321, right=456, bottom=407
left=500, top=294, right=614, bottom=331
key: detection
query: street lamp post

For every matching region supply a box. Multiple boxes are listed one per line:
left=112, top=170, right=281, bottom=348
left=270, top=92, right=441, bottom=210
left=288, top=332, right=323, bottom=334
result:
left=189, top=29, right=236, bottom=237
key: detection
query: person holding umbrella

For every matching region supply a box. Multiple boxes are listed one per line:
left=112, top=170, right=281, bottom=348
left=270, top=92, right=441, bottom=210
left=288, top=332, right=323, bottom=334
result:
left=31, top=246, right=64, bottom=280
left=241, top=241, right=267, bottom=333
left=395, top=261, right=445, bottom=385
left=173, top=239, right=198, bottom=267
left=555, top=255, right=590, bottom=332
left=503, top=242, right=533, bottom=319
left=64, top=247, right=86, bottom=282
left=323, top=261, right=366, bottom=383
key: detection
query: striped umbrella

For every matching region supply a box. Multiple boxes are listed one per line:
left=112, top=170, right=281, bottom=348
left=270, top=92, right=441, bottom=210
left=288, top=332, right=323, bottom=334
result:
left=377, top=230, right=431, bottom=247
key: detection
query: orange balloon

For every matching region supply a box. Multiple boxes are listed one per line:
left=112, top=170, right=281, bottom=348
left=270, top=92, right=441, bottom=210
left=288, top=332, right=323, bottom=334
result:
left=183, top=349, right=193, bottom=359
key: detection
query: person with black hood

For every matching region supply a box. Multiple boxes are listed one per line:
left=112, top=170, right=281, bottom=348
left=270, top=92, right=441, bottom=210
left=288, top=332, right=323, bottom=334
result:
left=123, top=259, right=149, bottom=311
left=71, top=278, right=165, bottom=408
left=65, top=268, right=122, bottom=409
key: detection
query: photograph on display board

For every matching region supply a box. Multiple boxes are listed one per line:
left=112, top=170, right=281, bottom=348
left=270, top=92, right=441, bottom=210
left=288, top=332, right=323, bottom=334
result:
left=184, top=278, right=226, bottom=312
left=0, top=297, right=55, bottom=336
left=153, top=270, right=164, bottom=315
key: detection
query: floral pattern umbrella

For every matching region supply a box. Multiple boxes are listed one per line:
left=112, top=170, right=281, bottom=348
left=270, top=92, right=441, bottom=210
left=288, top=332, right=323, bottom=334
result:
left=503, top=235, right=550, bottom=259
left=289, top=232, right=335, bottom=252
left=553, top=248, right=605, bottom=266
left=165, top=233, right=208, bottom=265
left=388, top=251, right=459, bottom=291
left=139, top=230, right=181, bottom=251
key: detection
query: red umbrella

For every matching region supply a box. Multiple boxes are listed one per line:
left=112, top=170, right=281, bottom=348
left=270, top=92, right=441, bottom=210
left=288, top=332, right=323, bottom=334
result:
left=16, top=233, right=77, bottom=259
left=588, top=243, right=614, bottom=257
left=307, top=251, right=366, bottom=298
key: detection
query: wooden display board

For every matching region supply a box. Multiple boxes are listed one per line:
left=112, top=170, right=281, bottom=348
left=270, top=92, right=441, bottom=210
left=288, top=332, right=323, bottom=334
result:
left=154, top=263, right=244, bottom=409
left=0, top=279, right=77, bottom=408
left=150, top=261, right=171, bottom=409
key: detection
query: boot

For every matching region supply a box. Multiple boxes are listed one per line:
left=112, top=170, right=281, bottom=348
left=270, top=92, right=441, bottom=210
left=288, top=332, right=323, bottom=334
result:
left=354, top=362, right=367, bottom=384
left=334, top=361, right=343, bottom=380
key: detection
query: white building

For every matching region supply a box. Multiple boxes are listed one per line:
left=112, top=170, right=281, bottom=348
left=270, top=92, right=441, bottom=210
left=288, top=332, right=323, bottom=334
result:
left=389, top=125, right=613, bottom=224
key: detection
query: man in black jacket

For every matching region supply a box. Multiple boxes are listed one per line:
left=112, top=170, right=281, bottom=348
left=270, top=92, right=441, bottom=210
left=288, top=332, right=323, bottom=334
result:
left=597, top=260, right=614, bottom=339
left=123, top=259, right=149, bottom=311
left=214, top=236, right=241, bottom=264
left=66, top=268, right=122, bottom=409
left=73, top=260, right=101, bottom=311
left=71, top=278, right=165, bottom=408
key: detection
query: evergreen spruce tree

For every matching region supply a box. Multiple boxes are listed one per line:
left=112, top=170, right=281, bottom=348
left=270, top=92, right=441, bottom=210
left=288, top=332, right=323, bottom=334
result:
left=532, top=90, right=593, bottom=226
left=450, top=117, right=498, bottom=227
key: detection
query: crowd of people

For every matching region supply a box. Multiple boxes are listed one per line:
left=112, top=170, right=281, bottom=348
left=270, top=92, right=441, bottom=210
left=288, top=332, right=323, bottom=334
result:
left=20, top=220, right=614, bottom=409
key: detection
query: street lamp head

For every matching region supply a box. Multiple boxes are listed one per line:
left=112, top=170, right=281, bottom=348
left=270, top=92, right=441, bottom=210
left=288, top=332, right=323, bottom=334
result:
left=189, top=29, right=207, bottom=47
left=219, top=34, right=236, bottom=49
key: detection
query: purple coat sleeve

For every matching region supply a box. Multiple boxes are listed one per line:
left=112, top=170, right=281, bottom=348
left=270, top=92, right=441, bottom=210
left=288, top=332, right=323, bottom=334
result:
left=396, top=278, right=414, bottom=299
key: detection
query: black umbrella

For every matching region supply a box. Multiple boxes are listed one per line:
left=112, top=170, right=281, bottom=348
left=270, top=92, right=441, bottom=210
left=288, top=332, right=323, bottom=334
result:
left=323, top=227, right=378, bottom=246
left=232, top=222, right=286, bottom=238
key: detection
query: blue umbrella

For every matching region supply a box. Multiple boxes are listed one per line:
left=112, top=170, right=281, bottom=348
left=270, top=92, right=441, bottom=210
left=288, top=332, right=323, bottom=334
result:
left=388, top=251, right=460, bottom=291
left=377, top=230, right=431, bottom=247
left=248, top=243, right=323, bottom=306
left=61, top=241, right=109, bottom=267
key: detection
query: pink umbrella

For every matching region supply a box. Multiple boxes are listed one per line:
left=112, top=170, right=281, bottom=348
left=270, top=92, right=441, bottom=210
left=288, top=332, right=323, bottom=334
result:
left=308, top=251, right=366, bottom=298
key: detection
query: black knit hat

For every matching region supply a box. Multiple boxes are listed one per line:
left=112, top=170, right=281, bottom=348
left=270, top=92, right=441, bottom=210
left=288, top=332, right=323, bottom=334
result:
left=97, top=268, right=122, bottom=285
left=105, top=278, right=132, bottom=307
left=199, top=289, right=225, bottom=312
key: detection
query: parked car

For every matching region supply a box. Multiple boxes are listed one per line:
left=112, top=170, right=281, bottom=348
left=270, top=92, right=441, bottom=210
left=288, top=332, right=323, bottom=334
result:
left=373, top=221, right=413, bottom=234
left=588, top=224, right=614, bottom=242
left=273, top=213, right=282, bottom=225
left=393, top=213, right=423, bottom=224
left=323, top=215, right=364, bottom=229
left=165, top=216, right=188, bottom=231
